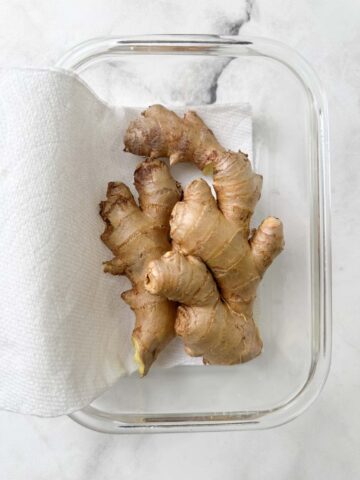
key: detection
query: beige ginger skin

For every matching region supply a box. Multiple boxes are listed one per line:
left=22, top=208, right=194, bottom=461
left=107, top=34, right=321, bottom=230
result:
left=124, top=105, right=284, bottom=365
left=100, top=158, right=182, bottom=375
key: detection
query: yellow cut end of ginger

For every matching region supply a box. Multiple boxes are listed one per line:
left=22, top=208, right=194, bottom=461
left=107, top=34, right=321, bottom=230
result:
left=202, top=163, right=214, bottom=176
left=132, top=336, right=145, bottom=376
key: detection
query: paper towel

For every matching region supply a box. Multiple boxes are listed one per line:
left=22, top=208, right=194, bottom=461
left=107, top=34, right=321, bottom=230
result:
left=0, top=68, right=252, bottom=416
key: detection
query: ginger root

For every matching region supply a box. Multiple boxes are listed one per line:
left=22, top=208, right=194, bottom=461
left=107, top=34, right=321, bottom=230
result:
left=125, top=106, right=284, bottom=365
left=100, top=158, right=182, bottom=375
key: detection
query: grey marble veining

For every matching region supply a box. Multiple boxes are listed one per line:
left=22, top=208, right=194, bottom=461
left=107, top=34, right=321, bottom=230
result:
left=0, top=0, right=360, bottom=479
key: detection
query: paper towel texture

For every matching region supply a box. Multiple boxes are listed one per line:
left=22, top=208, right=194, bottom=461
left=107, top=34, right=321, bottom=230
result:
left=0, top=68, right=252, bottom=416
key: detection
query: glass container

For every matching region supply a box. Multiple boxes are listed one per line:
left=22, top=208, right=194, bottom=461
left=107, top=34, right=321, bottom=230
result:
left=56, top=35, right=331, bottom=433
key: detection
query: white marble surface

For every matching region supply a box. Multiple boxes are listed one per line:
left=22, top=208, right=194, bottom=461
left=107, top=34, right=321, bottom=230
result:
left=0, top=0, right=359, bottom=478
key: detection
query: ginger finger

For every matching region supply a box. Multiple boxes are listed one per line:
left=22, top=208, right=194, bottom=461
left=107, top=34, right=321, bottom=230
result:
left=100, top=159, right=182, bottom=375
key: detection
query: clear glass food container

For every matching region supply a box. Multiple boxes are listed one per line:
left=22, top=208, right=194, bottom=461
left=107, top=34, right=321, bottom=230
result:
left=57, top=35, right=331, bottom=433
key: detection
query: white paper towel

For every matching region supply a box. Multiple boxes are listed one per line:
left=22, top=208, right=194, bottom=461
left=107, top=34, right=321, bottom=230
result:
left=0, top=68, right=252, bottom=416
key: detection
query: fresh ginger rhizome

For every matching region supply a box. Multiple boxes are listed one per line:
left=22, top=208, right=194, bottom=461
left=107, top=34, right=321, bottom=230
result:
left=100, top=105, right=284, bottom=375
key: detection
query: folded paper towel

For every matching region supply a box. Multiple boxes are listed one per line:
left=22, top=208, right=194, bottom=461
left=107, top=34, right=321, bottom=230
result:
left=0, top=68, right=252, bottom=416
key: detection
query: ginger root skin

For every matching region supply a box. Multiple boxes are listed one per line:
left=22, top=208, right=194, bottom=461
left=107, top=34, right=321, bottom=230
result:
left=125, top=106, right=285, bottom=366
left=146, top=251, right=262, bottom=364
left=124, top=104, right=262, bottom=237
left=100, top=159, right=182, bottom=375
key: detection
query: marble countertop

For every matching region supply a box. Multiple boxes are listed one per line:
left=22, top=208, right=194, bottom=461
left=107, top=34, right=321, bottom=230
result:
left=1, top=0, right=359, bottom=478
